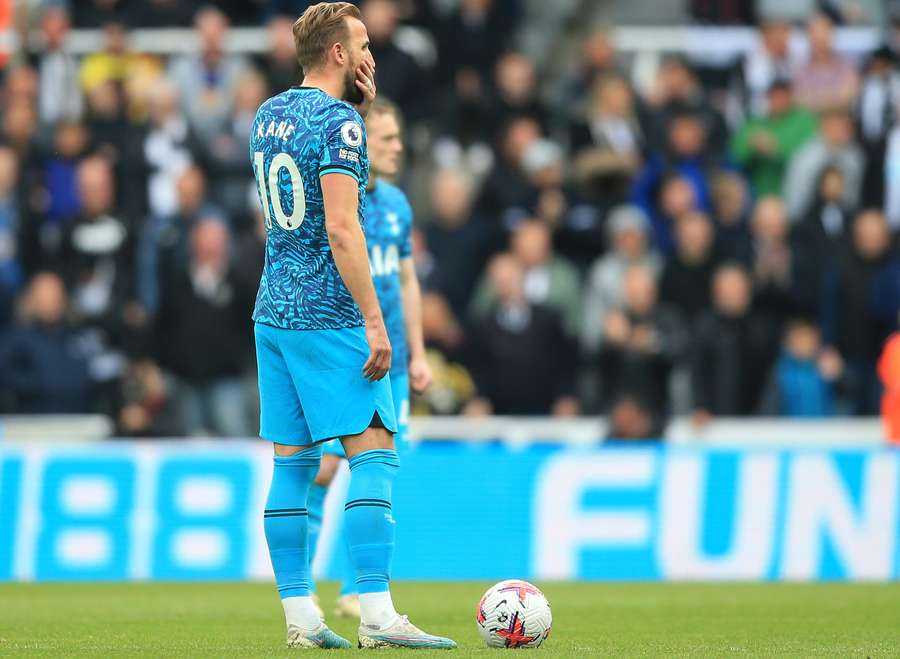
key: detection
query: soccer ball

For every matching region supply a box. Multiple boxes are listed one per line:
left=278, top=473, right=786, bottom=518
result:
left=475, top=579, right=552, bottom=648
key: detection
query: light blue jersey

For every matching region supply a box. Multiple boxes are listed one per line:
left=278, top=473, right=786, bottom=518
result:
left=250, top=86, right=369, bottom=330
left=366, top=181, right=413, bottom=375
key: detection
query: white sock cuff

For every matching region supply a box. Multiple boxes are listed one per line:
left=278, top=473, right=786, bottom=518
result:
left=359, top=591, right=398, bottom=629
left=282, top=596, right=321, bottom=631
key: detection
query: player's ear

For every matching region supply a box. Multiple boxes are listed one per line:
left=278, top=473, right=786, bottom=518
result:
left=332, top=41, right=346, bottom=66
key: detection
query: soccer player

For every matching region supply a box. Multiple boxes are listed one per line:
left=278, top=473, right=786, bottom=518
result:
left=307, top=97, right=431, bottom=619
left=250, top=2, right=455, bottom=650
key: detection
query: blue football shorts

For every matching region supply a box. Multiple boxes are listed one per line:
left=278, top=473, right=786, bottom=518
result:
left=255, top=322, right=397, bottom=446
left=323, top=370, right=409, bottom=457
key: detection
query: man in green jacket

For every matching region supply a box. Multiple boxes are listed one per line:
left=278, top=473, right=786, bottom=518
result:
left=731, top=80, right=817, bottom=197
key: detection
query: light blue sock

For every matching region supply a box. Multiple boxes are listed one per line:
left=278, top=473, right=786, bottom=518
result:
left=344, top=449, right=400, bottom=594
left=264, top=445, right=322, bottom=599
left=305, top=483, right=327, bottom=593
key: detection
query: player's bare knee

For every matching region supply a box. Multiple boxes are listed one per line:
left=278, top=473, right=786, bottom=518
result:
left=273, top=442, right=310, bottom=457
left=314, top=453, right=341, bottom=485
left=341, top=426, right=395, bottom=459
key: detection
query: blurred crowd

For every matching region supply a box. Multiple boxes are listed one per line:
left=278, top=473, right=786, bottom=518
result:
left=1, top=0, right=900, bottom=439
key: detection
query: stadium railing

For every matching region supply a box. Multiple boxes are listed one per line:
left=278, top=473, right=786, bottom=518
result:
left=0, top=414, right=883, bottom=445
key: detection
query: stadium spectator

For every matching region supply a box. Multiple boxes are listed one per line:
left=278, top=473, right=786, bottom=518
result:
left=659, top=210, right=718, bottom=324
left=710, top=171, right=752, bottom=260
left=635, top=171, right=701, bottom=256
left=168, top=6, right=249, bottom=143
left=154, top=219, right=255, bottom=436
left=643, top=56, right=728, bottom=157
left=434, top=0, right=514, bottom=86
left=794, top=166, right=853, bottom=263
left=744, top=196, right=797, bottom=318
left=605, top=396, right=661, bottom=441
left=3, top=65, right=39, bottom=120
left=142, top=79, right=199, bottom=219
left=823, top=209, right=900, bottom=414
left=633, top=107, right=728, bottom=253
left=233, top=208, right=266, bottom=291
left=432, top=67, right=495, bottom=173
left=478, top=115, right=541, bottom=231
left=204, top=70, right=269, bottom=223
left=689, top=0, right=756, bottom=24
left=741, top=19, right=800, bottom=115
left=84, top=78, right=148, bottom=223
left=0, top=272, right=93, bottom=413
left=691, top=264, right=779, bottom=423
left=883, top=118, right=900, bottom=229
left=61, top=156, right=133, bottom=310
left=470, top=218, right=581, bottom=336
left=731, top=79, right=817, bottom=197
left=255, top=15, right=302, bottom=94
left=2, top=101, right=38, bottom=164
left=72, top=0, right=125, bottom=29
left=563, top=29, right=621, bottom=110
left=488, top=52, right=549, bottom=139
left=43, top=120, right=89, bottom=228
left=793, top=14, right=859, bottom=112
left=139, top=165, right=226, bottom=314
left=0, top=146, right=23, bottom=326
left=763, top=316, right=844, bottom=416
left=34, top=5, right=83, bottom=124
left=78, top=20, right=163, bottom=98
left=17, top=120, right=83, bottom=275
left=790, top=168, right=849, bottom=316
left=422, top=169, right=491, bottom=318
left=516, top=139, right=603, bottom=269
left=466, top=253, right=578, bottom=416
left=783, top=107, right=863, bottom=220
left=857, top=46, right=900, bottom=207
left=598, top=265, right=686, bottom=430
left=126, top=0, right=197, bottom=29
left=361, top=0, right=426, bottom=122
left=570, top=75, right=643, bottom=207
left=115, top=358, right=182, bottom=437
left=582, top=205, right=661, bottom=353
left=418, top=292, right=477, bottom=416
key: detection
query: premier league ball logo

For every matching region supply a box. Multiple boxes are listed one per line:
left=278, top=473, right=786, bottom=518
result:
left=341, top=121, right=363, bottom=147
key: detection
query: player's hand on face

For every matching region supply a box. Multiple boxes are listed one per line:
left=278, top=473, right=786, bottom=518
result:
left=363, top=319, right=391, bottom=381
left=354, top=57, right=376, bottom=116
left=408, top=354, right=432, bottom=394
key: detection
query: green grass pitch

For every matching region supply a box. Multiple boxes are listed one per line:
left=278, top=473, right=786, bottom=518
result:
left=1, top=582, right=898, bottom=657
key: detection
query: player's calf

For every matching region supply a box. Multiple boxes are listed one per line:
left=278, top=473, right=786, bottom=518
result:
left=264, top=444, right=333, bottom=639
left=340, top=424, right=400, bottom=629
left=307, top=450, right=343, bottom=594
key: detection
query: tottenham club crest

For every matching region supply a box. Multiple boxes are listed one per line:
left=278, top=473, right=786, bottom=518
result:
left=341, top=121, right=363, bottom=147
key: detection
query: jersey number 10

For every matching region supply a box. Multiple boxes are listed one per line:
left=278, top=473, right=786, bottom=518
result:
left=253, top=152, right=306, bottom=231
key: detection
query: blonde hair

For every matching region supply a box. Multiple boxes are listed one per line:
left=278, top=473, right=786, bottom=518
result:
left=292, top=2, right=362, bottom=73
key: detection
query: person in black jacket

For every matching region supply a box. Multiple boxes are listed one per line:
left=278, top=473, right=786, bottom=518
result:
left=424, top=169, right=493, bottom=318
left=361, top=0, right=428, bottom=123
left=822, top=209, right=900, bottom=414
left=691, top=263, right=779, bottom=424
left=0, top=272, right=93, bottom=413
left=155, top=219, right=256, bottom=436
left=466, top=253, right=579, bottom=415
left=599, top=265, right=686, bottom=432
left=659, top=210, right=718, bottom=324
